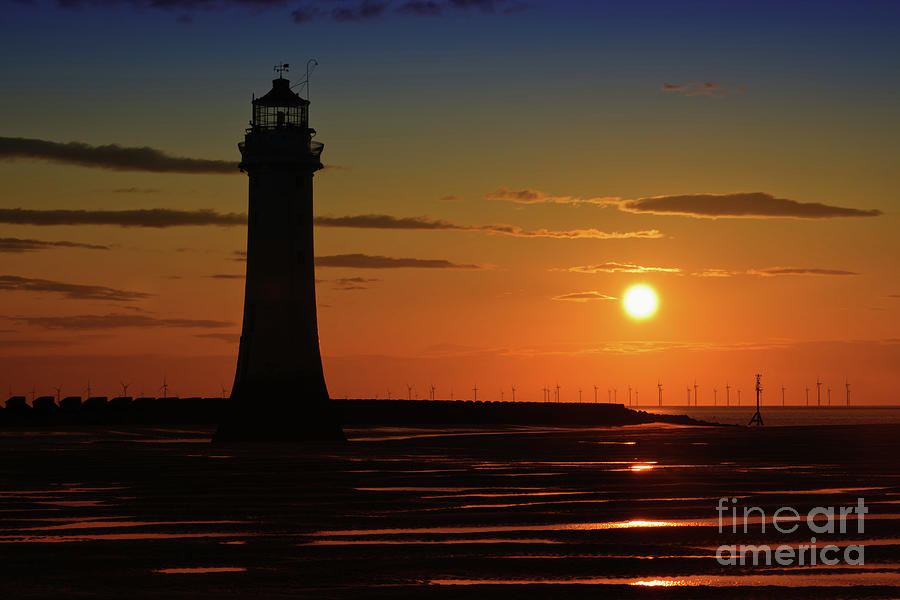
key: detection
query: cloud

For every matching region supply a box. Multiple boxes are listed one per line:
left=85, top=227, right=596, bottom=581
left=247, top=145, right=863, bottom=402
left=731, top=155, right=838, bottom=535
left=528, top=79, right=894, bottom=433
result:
left=439, top=194, right=461, bottom=202
left=889, top=294, right=900, bottom=299
left=691, top=268, right=737, bottom=278
left=661, top=81, right=735, bottom=98
left=48, top=0, right=527, bottom=23
left=398, top=1, right=442, bottom=15
left=0, top=208, right=246, bottom=227
left=747, top=267, right=860, bottom=277
left=619, top=192, right=882, bottom=219
left=314, top=213, right=662, bottom=239
left=485, top=188, right=617, bottom=205
left=9, top=313, right=232, bottom=330
left=111, top=187, right=161, bottom=194
left=208, top=273, right=244, bottom=279
left=0, top=237, right=109, bottom=253
left=0, top=275, right=151, bottom=301
left=553, top=291, right=617, bottom=302
left=333, top=276, right=381, bottom=290
left=564, top=262, right=681, bottom=274
left=0, top=137, right=237, bottom=173
left=315, top=253, right=483, bottom=269
left=486, top=188, right=881, bottom=219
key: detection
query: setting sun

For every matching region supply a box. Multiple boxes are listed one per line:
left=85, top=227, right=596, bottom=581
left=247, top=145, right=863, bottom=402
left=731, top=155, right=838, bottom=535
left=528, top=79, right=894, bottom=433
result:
left=623, top=285, right=659, bottom=319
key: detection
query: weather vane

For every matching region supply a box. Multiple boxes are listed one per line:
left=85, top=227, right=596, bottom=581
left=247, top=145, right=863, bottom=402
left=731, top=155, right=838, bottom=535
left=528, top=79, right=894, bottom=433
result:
left=274, top=63, right=290, bottom=77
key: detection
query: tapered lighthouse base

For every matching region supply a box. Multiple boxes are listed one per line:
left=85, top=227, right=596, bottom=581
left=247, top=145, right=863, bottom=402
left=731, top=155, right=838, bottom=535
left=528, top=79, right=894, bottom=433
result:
left=213, top=391, right=345, bottom=443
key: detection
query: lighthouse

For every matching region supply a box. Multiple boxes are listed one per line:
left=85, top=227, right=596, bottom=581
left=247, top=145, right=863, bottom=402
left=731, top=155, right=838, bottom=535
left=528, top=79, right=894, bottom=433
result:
left=214, top=66, right=344, bottom=442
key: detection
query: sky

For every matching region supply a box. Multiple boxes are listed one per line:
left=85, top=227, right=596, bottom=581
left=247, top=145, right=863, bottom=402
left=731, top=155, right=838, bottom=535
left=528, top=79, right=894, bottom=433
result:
left=1, top=0, right=898, bottom=404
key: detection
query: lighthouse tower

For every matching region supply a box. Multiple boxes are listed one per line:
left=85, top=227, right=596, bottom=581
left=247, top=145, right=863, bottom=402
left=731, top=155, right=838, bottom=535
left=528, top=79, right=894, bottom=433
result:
left=214, top=67, right=344, bottom=442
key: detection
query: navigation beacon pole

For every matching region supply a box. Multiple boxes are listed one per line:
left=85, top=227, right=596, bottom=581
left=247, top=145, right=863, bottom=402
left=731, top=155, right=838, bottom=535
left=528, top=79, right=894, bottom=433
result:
left=748, top=373, right=764, bottom=427
left=214, top=64, right=344, bottom=442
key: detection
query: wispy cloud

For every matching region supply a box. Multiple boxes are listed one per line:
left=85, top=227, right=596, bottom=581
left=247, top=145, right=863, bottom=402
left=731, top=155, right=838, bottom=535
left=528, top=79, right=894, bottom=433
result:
left=553, top=291, right=617, bottom=302
left=485, top=188, right=617, bottom=205
left=0, top=275, right=151, bottom=302
left=0, top=238, right=109, bottom=253
left=487, top=188, right=881, bottom=219
left=333, top=276, right=381, bottom=290
left=48, top=0, right=528, bottom=23
left=0, top=208, right=246, bottom=227
left=314, top=213, right=661, bottom=239
left=208, top=273, right=244, bottom=279
left=315, top=253, right=483, bottom=269
left=747, top=267, right=860, bottom=277
left=0, top=137, right=237, bottom=173
left=9, top=313, right=232, bottom=330
left=661, top=81, right=742, bottom=98
left=111, top=187, right=161, bottom=194
left=619, top=192, right=881, bottom=219
left=563, top=262, right=681, bottom=274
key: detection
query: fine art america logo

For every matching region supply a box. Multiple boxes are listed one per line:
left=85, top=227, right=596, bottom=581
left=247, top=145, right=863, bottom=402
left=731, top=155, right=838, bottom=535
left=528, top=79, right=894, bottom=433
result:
left=715, top=497, right=868, bottom=566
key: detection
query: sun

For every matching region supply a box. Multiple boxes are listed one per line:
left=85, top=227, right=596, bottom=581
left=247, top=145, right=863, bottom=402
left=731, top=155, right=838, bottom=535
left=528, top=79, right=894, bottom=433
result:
left=623, top=285, right=658, bottom=319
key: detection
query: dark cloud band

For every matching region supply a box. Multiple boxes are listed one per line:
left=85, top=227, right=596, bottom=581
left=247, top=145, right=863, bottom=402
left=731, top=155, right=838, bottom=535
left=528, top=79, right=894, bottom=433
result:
left=0, top=208, right=246, bottom=227
left=0, top=137, right=237, bottom=174
left=315, top=253, right=482, bottom=269
left=0, top=275, right=150, bottom=301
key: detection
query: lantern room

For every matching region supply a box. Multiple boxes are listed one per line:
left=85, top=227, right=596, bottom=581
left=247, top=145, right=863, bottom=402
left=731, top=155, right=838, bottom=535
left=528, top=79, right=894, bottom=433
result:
left=251, top=77, right=309, bottom=130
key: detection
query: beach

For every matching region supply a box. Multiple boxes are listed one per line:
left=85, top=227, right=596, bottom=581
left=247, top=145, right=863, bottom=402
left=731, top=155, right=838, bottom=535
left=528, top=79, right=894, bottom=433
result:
left=2, top=420, right=899, bottom=598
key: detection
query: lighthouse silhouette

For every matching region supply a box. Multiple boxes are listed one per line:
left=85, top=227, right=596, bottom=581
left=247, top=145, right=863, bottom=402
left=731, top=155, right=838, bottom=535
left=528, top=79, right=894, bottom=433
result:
left=214, top=66, right=344, bottom=442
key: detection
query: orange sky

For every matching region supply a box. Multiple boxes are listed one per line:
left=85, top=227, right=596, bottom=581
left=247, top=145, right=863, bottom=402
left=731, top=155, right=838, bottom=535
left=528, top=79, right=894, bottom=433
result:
left=1, top=2, right=898, bottom=405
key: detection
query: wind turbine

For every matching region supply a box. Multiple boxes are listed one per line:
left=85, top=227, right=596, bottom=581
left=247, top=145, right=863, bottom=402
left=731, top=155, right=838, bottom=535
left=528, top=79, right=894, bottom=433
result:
left=511, top=385, right=516, bottom=402
left=686, top=386, right=691, bottom=406
left=555, top=383, right=561, bottom=403
left=578, top=388, right=582, bottom=403
left=805, top=385, right=810, bottom=406
left=694, top=381, right=699, bottom=406
left=713, top=387, right=718, bottom=406
left=816, top=377, right=822, bottom=407
left=628, top=385, right=632, bottom=406
left=737, top=389, right=741, bottom=406
left=635, top=390, right=639, bottom=405
left=158, top=375, right=168, bottom=399
left=593, top=385, right=598, bottom=403
left=53, top=385, right=62, bottom=404
left=430, top=384, right=436, bottom=401
left=827, top=385, right=832, bottom=407
left=473, top=384, right=478, bottom=401
left=781, top=384, right=786, bottom=406
left=657, top=380, right=663, bottom=406
left=120, top=381, right=130, bottom=397
left=613, top=387, right=617, bottom=403
left=845, top=380, right=850, bottom=407
left=726, top=383, right=731, bottom=407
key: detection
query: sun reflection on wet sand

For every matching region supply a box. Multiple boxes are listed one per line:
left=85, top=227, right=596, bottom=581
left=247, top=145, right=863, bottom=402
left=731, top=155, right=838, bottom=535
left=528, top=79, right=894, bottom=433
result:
left=155, top=567, right=246, bottom=574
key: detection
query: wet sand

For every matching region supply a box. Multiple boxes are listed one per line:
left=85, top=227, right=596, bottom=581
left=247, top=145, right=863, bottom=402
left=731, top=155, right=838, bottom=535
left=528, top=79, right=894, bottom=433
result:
left=1, top=423, right=899, bottom=598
